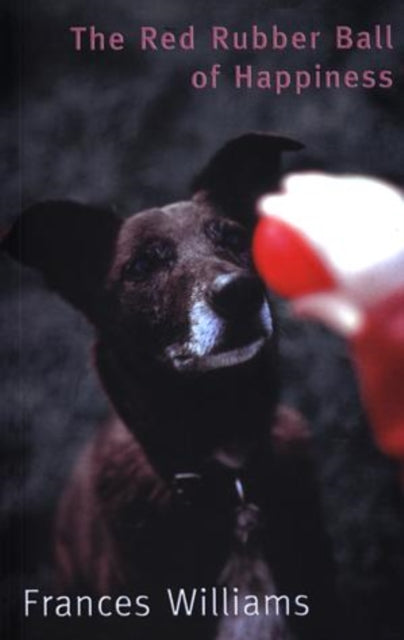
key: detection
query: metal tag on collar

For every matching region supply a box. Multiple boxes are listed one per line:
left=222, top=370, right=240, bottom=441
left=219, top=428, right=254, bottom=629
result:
left=234, top=476, right=246, bottom=503
left=234, top=476, right=261, bottom=544
left=235, top=502, right=261, bottom=545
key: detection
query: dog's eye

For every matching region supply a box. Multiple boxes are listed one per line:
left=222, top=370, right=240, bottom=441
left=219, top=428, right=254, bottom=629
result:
left=123, top=241, right=175, bottom=281
left=205, top=219, right=249, bottom=254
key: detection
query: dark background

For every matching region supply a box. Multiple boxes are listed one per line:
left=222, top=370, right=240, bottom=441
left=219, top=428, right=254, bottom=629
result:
left=1, top=1, right=404, bottom=638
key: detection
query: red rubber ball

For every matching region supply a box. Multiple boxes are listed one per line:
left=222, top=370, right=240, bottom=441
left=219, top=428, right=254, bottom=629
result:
left=253, top=216, right=336, bottom=298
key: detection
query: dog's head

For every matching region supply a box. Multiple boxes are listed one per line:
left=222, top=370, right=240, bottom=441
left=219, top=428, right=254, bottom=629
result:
left=3, top=134, right=302, bottom=379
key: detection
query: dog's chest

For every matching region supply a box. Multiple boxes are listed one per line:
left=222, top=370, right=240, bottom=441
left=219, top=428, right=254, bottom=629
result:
left=117, top=480, right=290, bottom=640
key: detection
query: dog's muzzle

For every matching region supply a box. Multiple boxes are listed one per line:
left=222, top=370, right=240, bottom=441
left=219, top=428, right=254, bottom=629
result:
left=164, top=273, right=273, bottom=373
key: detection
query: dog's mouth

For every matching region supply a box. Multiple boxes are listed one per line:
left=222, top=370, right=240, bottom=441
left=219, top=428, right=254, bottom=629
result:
left=166, top=336, right=268, bottom=373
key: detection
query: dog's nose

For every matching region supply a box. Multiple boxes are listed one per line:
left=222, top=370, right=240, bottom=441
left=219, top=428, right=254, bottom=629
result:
left=210, top=273, right=265, bottom=319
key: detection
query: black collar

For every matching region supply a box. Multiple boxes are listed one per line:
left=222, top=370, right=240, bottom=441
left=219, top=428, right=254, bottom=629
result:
left=171, top=462, right=262, bottom=544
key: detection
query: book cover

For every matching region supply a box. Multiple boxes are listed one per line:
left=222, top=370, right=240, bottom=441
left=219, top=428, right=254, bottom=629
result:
left=1, top=1, right=403, bottom=639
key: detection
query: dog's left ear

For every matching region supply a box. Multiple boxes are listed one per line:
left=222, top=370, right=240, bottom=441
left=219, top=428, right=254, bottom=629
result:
left=191, top=133, right=303, bottom=228
left=2, top=201, right=122, bottom=322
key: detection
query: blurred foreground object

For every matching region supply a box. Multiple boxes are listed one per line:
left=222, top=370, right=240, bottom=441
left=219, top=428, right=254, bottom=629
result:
left=253, top=173, right=404, bottom=483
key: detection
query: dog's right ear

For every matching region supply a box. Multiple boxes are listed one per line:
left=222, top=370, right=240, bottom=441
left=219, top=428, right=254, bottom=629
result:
left=191, top=133, right=303, bottom=230
left=2, top=201, right=121, bottom=321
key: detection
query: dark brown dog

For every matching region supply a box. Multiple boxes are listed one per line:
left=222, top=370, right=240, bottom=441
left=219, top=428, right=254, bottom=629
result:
left=4, top=134, right=338, bottom=640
